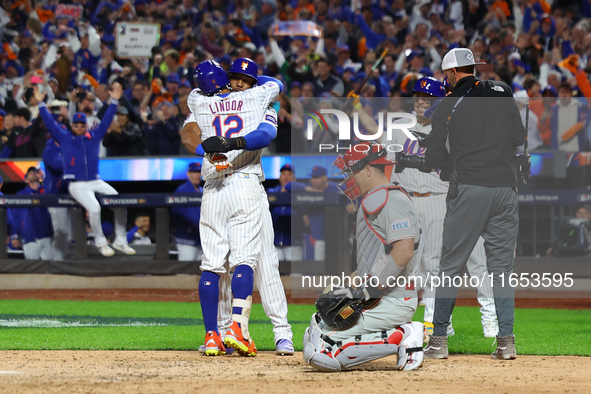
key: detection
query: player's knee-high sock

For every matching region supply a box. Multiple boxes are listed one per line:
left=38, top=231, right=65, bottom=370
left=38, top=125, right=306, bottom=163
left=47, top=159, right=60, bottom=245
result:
left=199, top=271, right=221, bottom=333
left=231, top=265, right=254, bottom=337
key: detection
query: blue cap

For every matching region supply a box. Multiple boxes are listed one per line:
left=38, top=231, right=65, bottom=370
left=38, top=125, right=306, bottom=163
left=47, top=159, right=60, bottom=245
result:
left=194, top=60, right=230, bottom=94
left=56, top=31, right=68, bottom=39
left=543, top=85, right=558, bottom=96
left=135, top=0, right=148, bottom=5
left=229, top=57, right=259, bottom=83
left=280, top=164, right=293, bottom=173
left=290, top=81, right=302, bottom=89
left=218, top=54, right=232, bottom=65
left=344, top=67, right=356, bottom=74
left=353, top=72, right=366, bottom=83
left=311, top=166, right=327, bottom=177
left=512, top=59, right=531, bottom=72
left=72, top=112, right=87, bottom=124
left=419, top=67, right=433, bottom=77
left=413, top=76, right=445, bottom=97
left=338, top=44, right=350, bottom=52
left=162, top=24, right=175, bottom=34
left=387, top=37, right=399, bottom=45
left=180, top=79, right=191, bottom=88
left=188, top=162, right=202, bottom=172
left=167, top=74, right=181, bottom=84
left=102, top=33, right=115, bottom=43
left=407, top=50, right=424, bottom=61
left=21, top=30, right=32, bottom=38
left=0, top=109, right=6, bottom=117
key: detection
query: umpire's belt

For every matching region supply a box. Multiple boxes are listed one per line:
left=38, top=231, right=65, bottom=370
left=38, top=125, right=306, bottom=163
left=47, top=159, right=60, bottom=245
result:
left=409, top=192, right=430, bottom=197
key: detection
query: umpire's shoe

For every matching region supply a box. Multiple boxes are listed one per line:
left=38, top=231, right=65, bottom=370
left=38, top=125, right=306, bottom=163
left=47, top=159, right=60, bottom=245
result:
left=424, top=335, right=448, bottom=359
left=491, top=335, right=517, bottom=360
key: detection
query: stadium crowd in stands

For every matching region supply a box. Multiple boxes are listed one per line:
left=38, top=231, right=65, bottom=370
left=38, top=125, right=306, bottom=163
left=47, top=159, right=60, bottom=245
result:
left=0, top=0, right=591, bottom=157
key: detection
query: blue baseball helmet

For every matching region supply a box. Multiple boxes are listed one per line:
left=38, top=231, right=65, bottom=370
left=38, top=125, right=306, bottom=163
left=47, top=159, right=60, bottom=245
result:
left=194, top=60, right=230, bottom=95
left=413, top=77, right=445, bottom=97
left=228, top=58, right=258, bottom=85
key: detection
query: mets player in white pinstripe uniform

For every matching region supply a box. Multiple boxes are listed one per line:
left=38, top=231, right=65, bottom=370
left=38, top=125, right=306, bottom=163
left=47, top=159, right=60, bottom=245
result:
left=388, top=77, right=499, bottom=340
left=188, top=59, right=294, bottom=356
left=182, top=60, right=285, bottom=357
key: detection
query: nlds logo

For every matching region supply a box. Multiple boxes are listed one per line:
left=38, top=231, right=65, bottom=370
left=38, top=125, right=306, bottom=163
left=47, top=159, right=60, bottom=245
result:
left=166, top=196, right=188, bottom=204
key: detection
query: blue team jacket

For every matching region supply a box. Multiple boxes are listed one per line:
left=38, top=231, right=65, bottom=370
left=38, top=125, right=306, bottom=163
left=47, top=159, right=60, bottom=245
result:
left=267, top=185, right=293, bottom=246
left=42, top=138, right=68, bottom=194
left=38, top=101, right=118, bottom=181
left=171, top=181, right=202, bottom=246
left=11, top=186, right=53, bottom=244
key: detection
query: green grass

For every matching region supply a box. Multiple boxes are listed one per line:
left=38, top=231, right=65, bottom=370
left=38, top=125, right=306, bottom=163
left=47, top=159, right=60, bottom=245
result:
left=0, top=300, right=589, bottom=355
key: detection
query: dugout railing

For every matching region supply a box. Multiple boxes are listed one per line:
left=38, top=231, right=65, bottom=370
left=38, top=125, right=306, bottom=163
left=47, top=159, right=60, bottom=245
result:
left=0, top=192, right=353, bottom=276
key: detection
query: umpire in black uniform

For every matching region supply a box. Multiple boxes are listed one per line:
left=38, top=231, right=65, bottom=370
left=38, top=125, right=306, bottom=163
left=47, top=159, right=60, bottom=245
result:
left=422, top=48, right=527, bottom=360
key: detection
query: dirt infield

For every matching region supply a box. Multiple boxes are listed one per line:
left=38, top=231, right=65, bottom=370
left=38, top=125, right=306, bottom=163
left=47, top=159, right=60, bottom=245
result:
left=0, top=289, right=589, bottom=393
left=0, top=351, right=589, bottom=393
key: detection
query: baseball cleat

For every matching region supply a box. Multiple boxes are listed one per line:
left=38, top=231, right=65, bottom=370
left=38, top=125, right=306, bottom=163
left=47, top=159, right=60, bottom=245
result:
left=491, top=335, right=517, bottom=360
left=224, top=321, right=257, bottom=357
left=112, top=243, right=136, bottom=255
left=424, top=335, right=448, bottom=359
left=399, top=322, right=424, bottom=371
left=275, top=339, right=295, bottom=356
left=423, top=321, right=434, bottom=344
left=203, top=331, right=226, bottom=356
left=483, top=320, right=499, bottom=338
left=198, top=344, right=234, bottom=355
left=447, top=318, right=455, bottom=336
left=97, top=245, right=115, bottom=257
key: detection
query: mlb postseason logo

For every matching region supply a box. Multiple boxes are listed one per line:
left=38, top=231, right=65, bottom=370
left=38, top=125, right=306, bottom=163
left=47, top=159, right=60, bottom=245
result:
left=303, top=103, right=418, bottom=153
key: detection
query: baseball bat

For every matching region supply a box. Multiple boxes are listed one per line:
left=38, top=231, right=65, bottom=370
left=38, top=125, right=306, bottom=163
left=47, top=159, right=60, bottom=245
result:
left=343, top=48, right=389, bottom=111
left=349, top=48, right=389, bottom=97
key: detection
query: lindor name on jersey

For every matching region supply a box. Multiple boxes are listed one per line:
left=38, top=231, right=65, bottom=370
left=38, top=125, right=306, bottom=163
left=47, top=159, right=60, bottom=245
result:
left=209, top=99, right=244, bottom=114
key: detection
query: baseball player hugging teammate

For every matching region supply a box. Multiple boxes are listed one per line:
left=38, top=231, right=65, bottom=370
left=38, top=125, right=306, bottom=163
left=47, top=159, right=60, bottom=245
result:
left=303, top=143, right=424, bottom=372
left=181, top=59, right=290, bottom=356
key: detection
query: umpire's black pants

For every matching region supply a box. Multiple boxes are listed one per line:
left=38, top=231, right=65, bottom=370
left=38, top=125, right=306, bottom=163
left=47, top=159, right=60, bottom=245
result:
left=433, top=184, right=519, bottom=337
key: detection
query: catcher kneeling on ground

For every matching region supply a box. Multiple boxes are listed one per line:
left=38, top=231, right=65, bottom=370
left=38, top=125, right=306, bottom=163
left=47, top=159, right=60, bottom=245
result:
left=303, top=143, right=424, bottom=372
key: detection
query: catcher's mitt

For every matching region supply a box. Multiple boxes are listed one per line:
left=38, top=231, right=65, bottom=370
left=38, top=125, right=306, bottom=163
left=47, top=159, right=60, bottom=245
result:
left=315, top=286, right=369, bottom=330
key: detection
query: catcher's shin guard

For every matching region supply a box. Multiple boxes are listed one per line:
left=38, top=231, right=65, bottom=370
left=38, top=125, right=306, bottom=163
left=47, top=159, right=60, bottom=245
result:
left=307, top=327, right=405, bottom=372
left=397, top=322, right=425, bottom=371
left=303, top=314, right=321, bottom=364
left=332, top=328, right=404, bottom=370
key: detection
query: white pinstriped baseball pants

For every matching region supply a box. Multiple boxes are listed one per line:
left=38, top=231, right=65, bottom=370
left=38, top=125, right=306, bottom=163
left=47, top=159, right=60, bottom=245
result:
left=217, top=185, right=293, bottom=343
left=48, top=207, right=72, bottom=261
left=177, top=244, right=203, bottom=261
left=23, top=237, right=53, bottom=260
left=200, top=174, right=263, bottom=273
left=68, top=180, right=127, bottom=248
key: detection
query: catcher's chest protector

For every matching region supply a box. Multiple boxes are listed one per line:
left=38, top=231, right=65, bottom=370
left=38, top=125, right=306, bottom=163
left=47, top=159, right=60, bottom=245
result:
left=356, top=186, right=409, bottom=277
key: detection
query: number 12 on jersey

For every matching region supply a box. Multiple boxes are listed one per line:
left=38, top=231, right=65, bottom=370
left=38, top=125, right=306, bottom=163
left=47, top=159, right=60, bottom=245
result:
left=212, top=115, right=244, bottom=138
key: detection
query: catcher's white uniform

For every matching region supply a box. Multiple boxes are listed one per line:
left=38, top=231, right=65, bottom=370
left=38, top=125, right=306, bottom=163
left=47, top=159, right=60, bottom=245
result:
left=388, top=120, right=497, bottom=330
left=303, top=185, right=424, bottom=372
left=186, top=82, right=292, bottom=343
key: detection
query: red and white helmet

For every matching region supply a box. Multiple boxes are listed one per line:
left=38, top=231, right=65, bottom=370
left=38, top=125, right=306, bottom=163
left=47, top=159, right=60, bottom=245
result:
left=332, top=142, right=394, bottom=206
